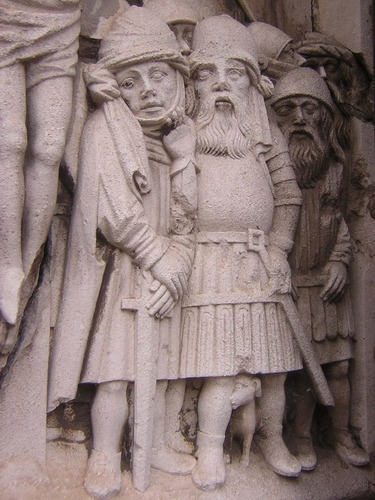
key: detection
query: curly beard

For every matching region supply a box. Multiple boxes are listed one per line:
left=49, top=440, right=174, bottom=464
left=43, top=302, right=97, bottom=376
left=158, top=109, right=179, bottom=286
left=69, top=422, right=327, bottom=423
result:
left=284, top=127, right=330, bottom=188
left=194, top=93, right=253, bottom=159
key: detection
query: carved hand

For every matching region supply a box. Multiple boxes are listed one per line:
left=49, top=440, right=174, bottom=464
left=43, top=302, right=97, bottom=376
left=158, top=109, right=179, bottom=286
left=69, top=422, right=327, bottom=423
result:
left=268, top=246, right=291, bottom=294
left=150, top=246, right=189, bottom=301
left=163, top=116, right=196, bottom=161
left=146, top=280, right=177, bottom=319
left=320, top=261, right=347, bottom=302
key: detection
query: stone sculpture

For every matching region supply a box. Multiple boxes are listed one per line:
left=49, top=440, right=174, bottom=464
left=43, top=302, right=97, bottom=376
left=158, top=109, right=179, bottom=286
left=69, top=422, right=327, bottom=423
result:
left=297, top=32, right=373, bottom=123
left=48, top=6, right=198, bottom=497
left=248, top=21, right=305, bottom=82
left=0, top=0, right=80, bottom=325
left=270, top=67, right=369, bottom=470
left=178, top=14, right=333, bottom=491
left=144, top=0, right=198, bottom=56
left=230, top=375, right=262, bottom=467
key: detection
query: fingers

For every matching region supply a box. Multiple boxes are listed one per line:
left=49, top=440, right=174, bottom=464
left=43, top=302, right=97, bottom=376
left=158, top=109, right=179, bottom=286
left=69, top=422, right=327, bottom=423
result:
left=321, top=275, right=346, bottom=302
left=146, top=284, right=169, bottom=312
left=157, top=296, right=175, bottom=319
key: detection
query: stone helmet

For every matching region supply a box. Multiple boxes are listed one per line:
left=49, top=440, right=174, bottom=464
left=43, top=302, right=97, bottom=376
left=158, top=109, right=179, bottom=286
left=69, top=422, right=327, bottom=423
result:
left=98, top=5, right=188, bottom=76
left=190, top=15, right=272, bottom=97
left=270, top=67, right=334, bottom=113
left=248, top=21, right=292, bottom=62
left=143, top=0, right=199, bottom=26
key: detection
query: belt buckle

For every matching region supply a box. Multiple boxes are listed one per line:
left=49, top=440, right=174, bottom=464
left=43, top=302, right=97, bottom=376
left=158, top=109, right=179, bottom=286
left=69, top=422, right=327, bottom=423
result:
left=247, top=229, right=264, bottom=252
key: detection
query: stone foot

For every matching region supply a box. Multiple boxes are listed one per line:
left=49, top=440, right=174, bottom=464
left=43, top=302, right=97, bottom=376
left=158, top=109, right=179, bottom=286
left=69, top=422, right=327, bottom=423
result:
left=255, top=434, right=301, bottom=477
left=192, top=431, right=226, bottom=491
left=84, top=450, right=122, bottom=500
left=151, top=444, right=196, bottom=475
left=291, top=435, right=317, bottom=471
left=334, top=431, right=369, bottom=467
left=165, top=430, right=194, bottom=455
left=0, top=267, right=24, bottom=325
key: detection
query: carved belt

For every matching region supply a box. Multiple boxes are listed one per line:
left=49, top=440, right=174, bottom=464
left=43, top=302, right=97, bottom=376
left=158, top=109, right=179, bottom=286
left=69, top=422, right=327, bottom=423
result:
left=196, top=229, right=269, bottom=249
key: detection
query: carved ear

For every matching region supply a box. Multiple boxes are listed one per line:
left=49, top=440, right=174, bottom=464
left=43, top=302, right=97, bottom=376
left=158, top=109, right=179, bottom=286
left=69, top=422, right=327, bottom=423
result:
left=253, top=378, right=262, bottom=397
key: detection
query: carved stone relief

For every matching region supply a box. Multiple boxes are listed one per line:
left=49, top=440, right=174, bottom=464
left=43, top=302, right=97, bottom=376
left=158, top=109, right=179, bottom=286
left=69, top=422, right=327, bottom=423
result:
left=0, top=1, right=374, bottom=499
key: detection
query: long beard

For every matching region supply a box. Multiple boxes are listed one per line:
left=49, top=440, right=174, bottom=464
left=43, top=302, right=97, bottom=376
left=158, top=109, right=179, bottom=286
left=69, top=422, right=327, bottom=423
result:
left=195, top=94, right=253, bottom=159
left=285, top=127, right=330, bottom=188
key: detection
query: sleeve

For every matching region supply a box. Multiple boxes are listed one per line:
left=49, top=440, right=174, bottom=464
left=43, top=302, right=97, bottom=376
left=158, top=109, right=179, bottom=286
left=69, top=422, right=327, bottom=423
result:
left=266, top=125, right=302, bottom=255
left=329, top=218, right=352, bottom=266
left=84, top=112, right=170, bottom=271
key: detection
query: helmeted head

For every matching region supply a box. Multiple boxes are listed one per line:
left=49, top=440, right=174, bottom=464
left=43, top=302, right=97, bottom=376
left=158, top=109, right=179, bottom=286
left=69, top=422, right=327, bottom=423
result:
left=247, top=22, right=305, bottom=80
left=189, top=15, right=273, bottom=159
left=270, top=67, right=334, bottom=113
left=271, top=68, right=344, bottom=187
left=143, top=0, right=199, bottom=55
left=86, top=6, right=189, bottom=127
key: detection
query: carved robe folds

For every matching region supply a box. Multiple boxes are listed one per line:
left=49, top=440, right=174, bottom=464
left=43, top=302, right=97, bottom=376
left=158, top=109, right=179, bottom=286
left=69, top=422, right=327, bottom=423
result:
left=289, top=161, right=354, bottom=365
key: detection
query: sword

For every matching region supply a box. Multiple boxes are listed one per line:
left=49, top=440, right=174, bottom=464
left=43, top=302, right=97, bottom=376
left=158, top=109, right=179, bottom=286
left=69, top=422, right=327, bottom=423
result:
left=121, top=271, right=159, bottom=492
left=248, top=232, right=334, bottom=406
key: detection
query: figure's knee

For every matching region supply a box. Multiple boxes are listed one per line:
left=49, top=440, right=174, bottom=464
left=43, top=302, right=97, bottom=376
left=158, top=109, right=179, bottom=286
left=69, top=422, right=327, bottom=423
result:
left=27, top=131, right=66, bottom=169
left=324, top=360, right=349, bottom=380
left=0, top=122, right=27, bottom=158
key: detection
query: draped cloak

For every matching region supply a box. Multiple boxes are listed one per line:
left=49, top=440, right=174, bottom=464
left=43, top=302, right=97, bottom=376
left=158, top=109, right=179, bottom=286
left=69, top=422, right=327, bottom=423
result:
left=48, top=98, right=196, bottom=411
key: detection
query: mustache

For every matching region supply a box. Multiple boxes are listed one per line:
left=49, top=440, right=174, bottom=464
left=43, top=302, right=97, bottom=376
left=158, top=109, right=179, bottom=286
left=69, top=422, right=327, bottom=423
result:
left=195, top=93, right=251, bottom=136
left=283, top=125, right=319, bottom=144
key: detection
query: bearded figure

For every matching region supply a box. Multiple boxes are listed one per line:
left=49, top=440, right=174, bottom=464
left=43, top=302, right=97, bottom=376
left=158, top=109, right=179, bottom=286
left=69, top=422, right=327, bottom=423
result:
left=179, top=15, right=307, bottom=491
left=271, top=67, right=369, bottom=471
left=48, top=7, right=198, bottom=498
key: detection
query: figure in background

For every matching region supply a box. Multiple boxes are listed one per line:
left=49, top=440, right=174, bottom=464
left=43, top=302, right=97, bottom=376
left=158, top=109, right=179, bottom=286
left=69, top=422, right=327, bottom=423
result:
left=297, top=32, right=374, bottom=217
left=48, top=7, right=197, bottom=498
left=248, top=21, right=305, bottom=82
left=270, top=67, right=369, bottom=470
left=180, top=15, right=304, bottom=490
left=144, top=0, right=198, bottom=56
left=0, top=0, right=80, bottom=324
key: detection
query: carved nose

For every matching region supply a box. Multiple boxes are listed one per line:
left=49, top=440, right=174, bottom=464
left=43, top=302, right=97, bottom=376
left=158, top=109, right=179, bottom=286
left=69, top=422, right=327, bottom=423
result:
left=317, top=65, right=327, bottom=79
left=293, top=107, right=306, bottom=125
left=213, top=81, right=230, bottom=92
left=141, top=88, right=156, bottom=98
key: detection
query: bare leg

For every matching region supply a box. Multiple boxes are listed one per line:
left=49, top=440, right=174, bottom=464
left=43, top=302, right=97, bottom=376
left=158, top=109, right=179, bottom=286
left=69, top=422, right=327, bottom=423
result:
left=165, top=379, right=194, bottom=453
left=23, top=76, right=73, bottom=275
left=325, top=361, right=369, bottom=466
left=0, top=64, right=27, bottom=324
left=151, top=380, right=196, bottom=474
left=84, top=381, right=128, bottom=499
left=255, top=373, right=301, bottom=477
left=192, top=376, right=234, bottom=491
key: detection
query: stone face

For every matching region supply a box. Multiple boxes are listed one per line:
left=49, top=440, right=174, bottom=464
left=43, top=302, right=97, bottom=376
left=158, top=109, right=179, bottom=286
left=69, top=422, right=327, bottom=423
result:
left=0, top=1, right=374, bottom=499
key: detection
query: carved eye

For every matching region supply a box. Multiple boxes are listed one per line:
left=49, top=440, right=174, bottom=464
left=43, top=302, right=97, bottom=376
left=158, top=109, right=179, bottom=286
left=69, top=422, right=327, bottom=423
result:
left=227, top=69, right=244, bottom=80
left=151, top=70, right=166, bottom=81
left=121, top=79, right=134, bottom=89
left=197, top=68, right=212, bottom=80
left=304, top=104, right=319, bottom=114
left=325, top=62, right=339, bottom=74
left=275, top=105, right=291, bottom=116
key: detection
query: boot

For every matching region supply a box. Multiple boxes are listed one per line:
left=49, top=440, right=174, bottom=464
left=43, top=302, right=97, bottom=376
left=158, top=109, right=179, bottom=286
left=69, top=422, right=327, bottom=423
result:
left=165, top=430, right=194, bottom=455
left=254, top=427, right=301, bottom=478
left=333, top=429, right=369, bottom=467
left=84, top=450, right=122, bottom=499
left=192, top=431, right=226, bottom=491
left=151, top=443, right=196, bottom=474
left=289, top=434, right=317, bottom=471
